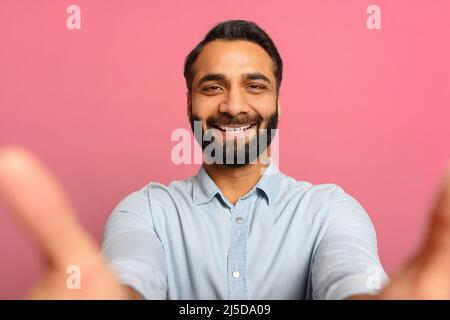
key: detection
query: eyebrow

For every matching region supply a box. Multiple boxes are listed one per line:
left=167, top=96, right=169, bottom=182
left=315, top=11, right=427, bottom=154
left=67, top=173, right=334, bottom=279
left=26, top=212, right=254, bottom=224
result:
left=197, top=72, right=272, bottom=86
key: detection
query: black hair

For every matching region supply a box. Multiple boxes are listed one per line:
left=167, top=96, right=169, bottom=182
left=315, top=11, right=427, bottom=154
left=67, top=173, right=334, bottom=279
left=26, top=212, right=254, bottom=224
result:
left=183, top=20, right=283, bottom=96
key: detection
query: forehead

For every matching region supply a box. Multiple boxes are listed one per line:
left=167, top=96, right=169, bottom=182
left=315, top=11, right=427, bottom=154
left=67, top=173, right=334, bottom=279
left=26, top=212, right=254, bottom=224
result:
left=192, top=40, right=274, bottom=82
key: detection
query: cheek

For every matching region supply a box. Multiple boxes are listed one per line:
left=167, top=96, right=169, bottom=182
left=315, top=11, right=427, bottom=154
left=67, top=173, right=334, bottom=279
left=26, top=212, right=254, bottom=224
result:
left=252, top=98, right=276, bottom=119
left=191, top=96, right=219, bottom=118
left=190, top=100, right=216, bottom=132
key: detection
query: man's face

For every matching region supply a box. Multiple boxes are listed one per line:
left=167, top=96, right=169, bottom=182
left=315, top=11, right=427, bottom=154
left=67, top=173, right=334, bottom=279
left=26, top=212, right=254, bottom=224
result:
left=188, top=40, right=279, bottom=166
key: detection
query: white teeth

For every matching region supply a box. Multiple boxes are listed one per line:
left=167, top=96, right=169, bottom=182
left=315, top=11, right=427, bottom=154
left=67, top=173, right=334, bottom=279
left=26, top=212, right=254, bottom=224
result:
left=217, top=124, right=252, bottom=132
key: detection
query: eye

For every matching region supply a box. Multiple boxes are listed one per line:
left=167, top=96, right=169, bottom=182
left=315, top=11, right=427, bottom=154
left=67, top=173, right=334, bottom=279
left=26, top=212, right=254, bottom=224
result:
left=247, top=84, right=265, bottom=90
left=203, top=85, right=222, bottom=92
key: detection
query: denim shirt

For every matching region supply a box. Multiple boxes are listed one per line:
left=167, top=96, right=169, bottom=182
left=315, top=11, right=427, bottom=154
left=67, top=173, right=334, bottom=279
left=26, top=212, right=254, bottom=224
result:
left=102, top=159, right=388, bottom=299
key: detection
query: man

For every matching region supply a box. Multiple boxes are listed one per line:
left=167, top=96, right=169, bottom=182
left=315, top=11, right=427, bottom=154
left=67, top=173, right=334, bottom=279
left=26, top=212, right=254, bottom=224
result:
left=103, top=20, right=387, bottom=300
left=1, top=20, right=449, bottom=300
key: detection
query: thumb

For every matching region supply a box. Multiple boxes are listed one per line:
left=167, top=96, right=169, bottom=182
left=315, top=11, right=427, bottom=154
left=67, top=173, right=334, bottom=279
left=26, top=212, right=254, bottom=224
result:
left=0, top=147, right=101, bottom=270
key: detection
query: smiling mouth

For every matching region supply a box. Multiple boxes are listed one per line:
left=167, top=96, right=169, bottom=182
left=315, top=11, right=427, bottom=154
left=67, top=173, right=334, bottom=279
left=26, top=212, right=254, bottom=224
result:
left=212, top=123, right=256, bottom=132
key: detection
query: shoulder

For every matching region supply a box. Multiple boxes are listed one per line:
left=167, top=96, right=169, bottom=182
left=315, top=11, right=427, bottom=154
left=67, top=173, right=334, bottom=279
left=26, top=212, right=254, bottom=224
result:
left=277, top=173, right=372, bottom=225
left=275, top=171, right=343, bottom=208
left=111, top=176, right=195, bottom=214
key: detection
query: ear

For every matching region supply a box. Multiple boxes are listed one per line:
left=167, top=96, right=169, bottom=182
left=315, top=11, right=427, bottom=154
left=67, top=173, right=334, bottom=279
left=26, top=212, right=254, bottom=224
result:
left=186, top=92, right=192, bottom=119
left=277, top=96, right=282, bottom=120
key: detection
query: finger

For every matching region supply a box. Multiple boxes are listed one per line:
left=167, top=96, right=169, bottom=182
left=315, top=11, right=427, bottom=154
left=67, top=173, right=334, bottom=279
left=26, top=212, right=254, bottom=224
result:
left=0, top=147, right=101, bottom=269
left=420, top=163, right=450, bottom=268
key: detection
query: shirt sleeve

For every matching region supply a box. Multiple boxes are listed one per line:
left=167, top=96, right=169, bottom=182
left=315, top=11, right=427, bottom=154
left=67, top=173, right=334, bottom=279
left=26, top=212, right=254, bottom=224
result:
left=310, top=186, right=390, bottom=300
left=101, top=185, right=167, bottom=299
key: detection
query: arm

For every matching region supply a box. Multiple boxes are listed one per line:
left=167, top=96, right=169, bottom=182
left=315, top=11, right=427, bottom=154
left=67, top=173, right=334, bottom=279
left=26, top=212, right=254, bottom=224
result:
left=310, top=186, right=389, bottom=299
left=338, top=166, right=450, bottom=300
left=0, top=147, right=129, bottom=299
left=101, top=187, right=168, bottom=300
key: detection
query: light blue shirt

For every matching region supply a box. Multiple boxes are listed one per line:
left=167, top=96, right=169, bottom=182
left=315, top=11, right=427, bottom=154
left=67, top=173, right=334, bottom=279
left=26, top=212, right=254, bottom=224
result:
left=102, top=159, right=389, bottom=300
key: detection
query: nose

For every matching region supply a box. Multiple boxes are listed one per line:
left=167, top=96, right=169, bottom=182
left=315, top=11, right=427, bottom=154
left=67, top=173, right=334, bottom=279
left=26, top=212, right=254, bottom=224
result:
left=218, top=86, right=249, bottom=116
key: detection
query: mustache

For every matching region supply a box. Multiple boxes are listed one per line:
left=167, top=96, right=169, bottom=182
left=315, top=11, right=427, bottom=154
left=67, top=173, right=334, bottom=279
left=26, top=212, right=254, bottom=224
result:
left=205, top=114, right=264, bottom=127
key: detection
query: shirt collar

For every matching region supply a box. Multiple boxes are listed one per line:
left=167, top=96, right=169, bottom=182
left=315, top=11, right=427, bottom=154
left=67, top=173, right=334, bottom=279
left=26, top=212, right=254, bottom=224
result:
left=192, top=158, right=281, bottom=206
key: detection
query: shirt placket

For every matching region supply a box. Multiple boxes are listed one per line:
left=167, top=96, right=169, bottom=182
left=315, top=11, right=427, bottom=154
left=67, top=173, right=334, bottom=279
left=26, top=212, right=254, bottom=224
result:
left=227, top=193, right=255, bottom=300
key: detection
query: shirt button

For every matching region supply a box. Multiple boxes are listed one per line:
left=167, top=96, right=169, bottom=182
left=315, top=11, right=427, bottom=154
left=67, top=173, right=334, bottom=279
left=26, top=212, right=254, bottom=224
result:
left=232, top=271, right=240, bottom=279
left=235, top=217, right=244, bottom=224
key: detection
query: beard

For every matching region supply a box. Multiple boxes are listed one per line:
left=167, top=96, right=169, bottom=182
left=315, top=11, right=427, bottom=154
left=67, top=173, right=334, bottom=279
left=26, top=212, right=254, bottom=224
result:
left=189, top=107, right=279, bottom=167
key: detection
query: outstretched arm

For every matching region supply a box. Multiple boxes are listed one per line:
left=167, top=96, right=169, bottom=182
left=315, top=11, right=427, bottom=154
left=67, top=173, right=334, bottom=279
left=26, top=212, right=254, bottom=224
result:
left=0, top=147, right=141, bottom=299
left=349, top=164, right=450, bottom=299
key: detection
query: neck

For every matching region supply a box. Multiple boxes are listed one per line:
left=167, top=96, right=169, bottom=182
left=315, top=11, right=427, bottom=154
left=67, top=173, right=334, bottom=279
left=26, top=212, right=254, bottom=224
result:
left=203, top=155, right=271, bottom=206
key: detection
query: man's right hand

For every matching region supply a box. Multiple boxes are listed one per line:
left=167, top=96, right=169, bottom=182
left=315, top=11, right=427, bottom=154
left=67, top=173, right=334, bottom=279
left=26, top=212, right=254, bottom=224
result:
left=0, top=147, right=141, bottom=299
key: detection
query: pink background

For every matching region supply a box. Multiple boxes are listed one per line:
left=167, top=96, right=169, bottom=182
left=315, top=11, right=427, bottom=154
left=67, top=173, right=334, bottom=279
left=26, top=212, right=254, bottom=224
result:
left=0, top=0, right=449, bottom=298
